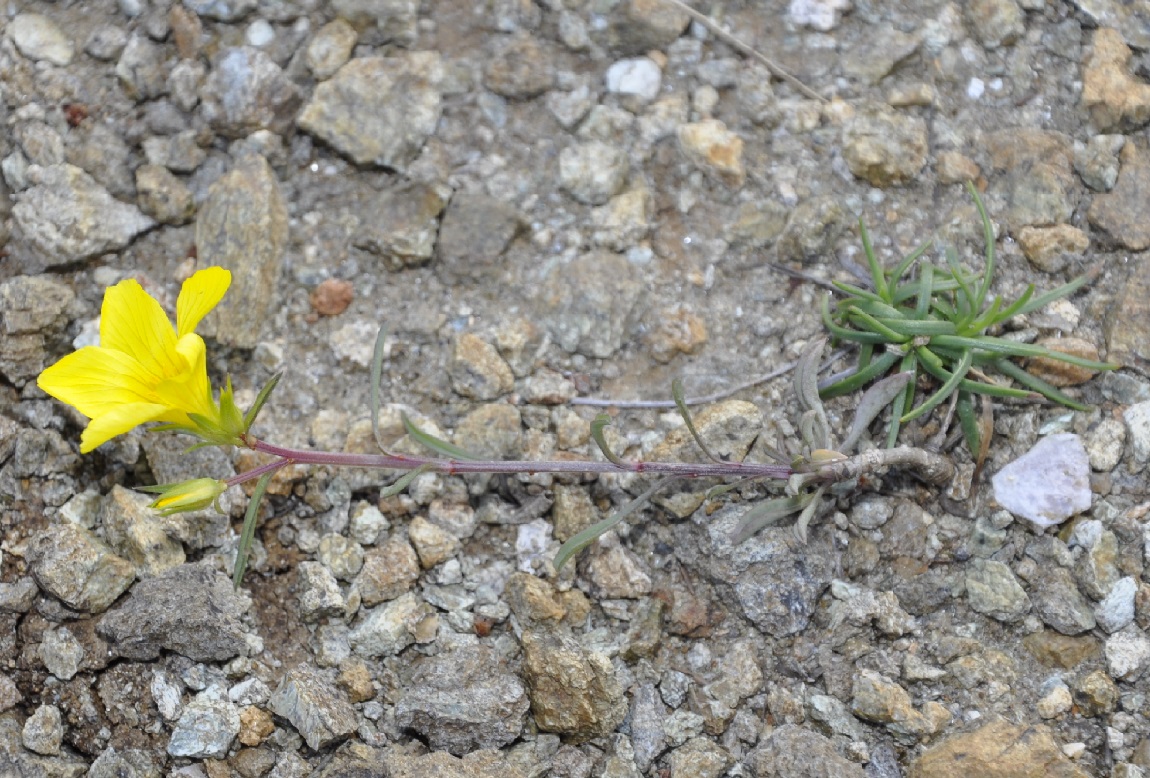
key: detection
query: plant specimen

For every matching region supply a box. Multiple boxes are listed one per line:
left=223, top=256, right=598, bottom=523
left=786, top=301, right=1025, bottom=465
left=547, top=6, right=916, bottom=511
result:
left=819, top=183, right=1117, bottom=455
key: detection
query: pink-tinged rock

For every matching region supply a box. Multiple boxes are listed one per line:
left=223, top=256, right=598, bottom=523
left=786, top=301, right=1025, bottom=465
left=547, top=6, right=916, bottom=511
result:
left=992, top=433, right=1092, bottom=528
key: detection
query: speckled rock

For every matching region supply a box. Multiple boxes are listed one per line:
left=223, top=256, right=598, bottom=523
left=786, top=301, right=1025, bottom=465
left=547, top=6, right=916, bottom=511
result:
left=559, top=140, right=628, bottom=205
left=450, top=333, right=515, bottom=400
left=599, top=0, right=690, bottom=55
left=298, top=53, right=443, bottom=171
left=1088, top=140, right=1150, bottom=250
left=587, top=541, right=653, bottom=599
left=842, top=105, right=928, bottom=187
left=134, top=164, right=195, bottom=226
left=26, top=522, right=135, bottom=614
left=353, top=535, right=420, bottom=606
left=591, top=186, right=652, bottom=251
left=350, top=591, right=435, bottom=657
left=678, top=119, right=746, bottom=188
left=991, top=433, right=1091, bottom=528
left=1105, top=627, right=1150, bottom=680
left=354, top=181, right=447, bottom=270
left=167, top=693, right=241, bottom=759
left=101, top=486, right=186, bottom=578
left=0, top=274, right=75, bottom=385
left=541, top=250, right=642, bottom=358
left=776, top=195, right=849, bottom=264
left=966, top=559, right=1031, bottom=622
left=306, top=19, right=358, bottom=80
left=6, top=13, right=74, bottom=65
left=851, top=670, right=950, bottom=738
left=907, top=718, right=1090, bottom=778
left=453, top=403, right=522, bottom=461
left=381, top=747, right=528, bottom=778
left=408, top=516, right=461, bottom=568
left=269, top=666, right=357, bottom=750
left=332, top=0, right=417, bottom=45
left=436, top=193, right=523, bottom=281
left=22, top=703, right=63, bottom=755
left=1026, top=337, right=1101, bottom=385
left=1082, top=27, right=1150, bottom=132
left=97, top=563, right=251, bottom=661
left=195, top=153, right=287, bottom=349
left=200, top=47, right=301, bottom=137
left=669, top=736, right=732, bottom=778
left=39, top=626, right=84, bottom=681
left=12, top=164, right=155, bottom=267
left=1073, top=668, right=1119, bottom=715
left=1029, top=565, right=1097, bottom=635
left=985, top=129, right=1076, bottom=231
left=484, top=36, right=555, bottom=99
left=965, top=0, right=1025, bottom=49
left=1096, top=576, right=1138, bottom=633
left=1074, top=134, right=1125, bottom=190
left=1106, top=258, right=1150, bottom=366
left=395, top=645, right=529, bottom=755
left=521, top=628, right=626, bottom=741
left=746, top=723, right=865, bottom=777
left=296, top=561, right=345, bottom=621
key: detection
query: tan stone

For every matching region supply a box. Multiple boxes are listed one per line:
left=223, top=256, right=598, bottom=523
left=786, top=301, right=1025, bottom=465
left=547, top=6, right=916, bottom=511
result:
left=936, top=151, right=981, bottom=185
left=677, top=119, right=746, bottom=187
left=1082, top=27, right=1150, bottom=132
left=238, top=706, right=274, bottom=747
left=1026, top=337, right=1105, bottom=387
left=1017, top=224, right=1089, bottom=272
left=909, top=719, right=1090, bottom=778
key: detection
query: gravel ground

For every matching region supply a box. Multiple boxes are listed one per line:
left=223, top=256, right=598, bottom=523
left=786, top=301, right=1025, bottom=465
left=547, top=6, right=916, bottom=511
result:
left=2, top=0, right=1150, bottom=775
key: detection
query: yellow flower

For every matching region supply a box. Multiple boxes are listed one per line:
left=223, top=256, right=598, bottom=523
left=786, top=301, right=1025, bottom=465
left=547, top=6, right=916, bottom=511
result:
left=38, top=267, right=234, bottom=453
left=143, top=478, right=228, bottom=516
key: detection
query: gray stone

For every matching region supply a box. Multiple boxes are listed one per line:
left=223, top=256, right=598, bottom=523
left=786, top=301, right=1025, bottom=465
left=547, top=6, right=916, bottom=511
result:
left=85, top=24, right=128, bottom=61
left=1030, top=565, right=1097, bottom=635
left=298, top=53, right=443, bottom=171
left=1069, top=521, right=1121, bottom=600
left=776, top=195, right=849, bottom=265
left=12, top=164, right=155, bottom=267
left=195, top=153, right=288, bottom=349
left=587, top=542, right=653, bottom=599
left=116, top=34, right=169, bottom=101
left=841, top=25, right=921, bottom=85
left=395, top=645, right=529, bottom=755
left=317, top=534, right=364, bottom=581
left=135, top=164, right=195, bottom=225
left=0, top=673, right=20, bottom=714
left=985, top=129, right=1076, bottom=232
left=22, top=704, right=63, bottom=755
left=965, top=0, right=1025, bottom=49
left=1074, top=134, right=1125, bottom=191
left=184, top=0, right=257, bottom=21
left=1096, top=577, right=1138, bottom=633
left=66, top=121, right=136, bottom=198
left=40, top=626, right=84, bottom=681
left=605, top=57, right=662, bottom=101
left=269, top=666, right=357, bottom=750
left=167, top=693, right=240, bottom=759
left=484, top=36, right=556, bottom=99
left=98, top=563, right=251, bottom=661
left=353, top=536, right=420, bottom=606
left=332, top=0, right=417, bottom=45
left=559, top=141, right=628, bottom=205
left=101, top=486, right=186, bottom=578
left=435, top=193, right=523, bottom=281
left=7, top=13, right=74, bottom=66
left=26, top=522, right=135, bottom=614
left=297, top=561, right=345, bottom=621
left=599, top=0, right=690, bottom=55
left=354, top=181, right=447, bottom=269
left=746, top=723, right=865, bottom=777
left=306, top=19, right=358, bottom=80
left=200, top=47, right=301, bottom=137
left=350, top=591, right=435, bottom=657
left=87, top=747, right=160, bottom=778
left=991, top=433, right=1091, bottom=528
left=842, top=105, right=928, bottom=187
left=541, top=251, right=642, bottom=358
left=521, top=628, right=626, bottom=741
left=0, top=577, right=38, bottom=614
left=669, top=737, right=732, bottom=778
left=966, top=559, right=1031, bottom=623
left=1089, top=140, right=1150, bottom=250
left=0, top=274, right=74, bottom=385
left=628, top=684, right=667, bottom=772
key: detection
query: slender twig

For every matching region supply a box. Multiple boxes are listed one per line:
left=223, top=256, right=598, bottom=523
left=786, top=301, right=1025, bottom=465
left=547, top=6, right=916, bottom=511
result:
left=659, top=0, right=826, bottom=102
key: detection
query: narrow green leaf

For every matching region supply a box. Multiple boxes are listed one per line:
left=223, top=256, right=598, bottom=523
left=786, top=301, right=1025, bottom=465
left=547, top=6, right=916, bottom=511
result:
left=915, top=263, right=934, bottom=318
left=871, top=317, right=957, bottom=337
left=819, top=350, right=901, bottom=399
left=590, top=413, right=627, bottom=467
left=792, top=484, right=826, bottom=543
left=933, top=335, right=1116, bottom=368
left=858, top=217, right=889, bottom=300
left=831, top=280, right=887, bottom=304
left=795, top=338, right=826, bottom=413
left=233, top=473, right=271, bottom=589
left=968, top=181, right=996, bottom=311
left=956, top=390, right=980, bottom=458
left=884, top=352, right=917, bottom=448
left=243, top=372, right=282, bottom=432
left=380, top=463, right=433, bottom=498
left=992, top=358, right=1090, bottom=411
left=1013, top=275, right=1090, bottom=318
left=944, top=247, right=975, bottom=324
left=402, top=413, right=479, bottom=460
left=672, top=378, right=718, bottom=462
left=821, top=294, right=889, bottom=345
left=888, top=237, right=933, bottom=287
left=981, top=284, right=1034, bottom=329
left=554, top=477, right=673, bottom=571
left=902, top=347, right=973, bottom=423
left=846, top=308, right=910, bottom=343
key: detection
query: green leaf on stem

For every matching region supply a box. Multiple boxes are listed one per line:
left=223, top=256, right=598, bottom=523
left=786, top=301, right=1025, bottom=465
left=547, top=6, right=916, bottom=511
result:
left=672, top=378, right=717, bottom=462
left=233, top=473, right=271, bottom=589
left=402, top=413, right=478, bottom=460
left=590, top=413, right=626, bottom=467
left=554, top=477, right=673, bottom=571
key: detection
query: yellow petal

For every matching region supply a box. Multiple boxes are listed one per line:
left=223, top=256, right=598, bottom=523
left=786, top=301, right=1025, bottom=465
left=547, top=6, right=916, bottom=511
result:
left=38, top=346, right=164, bottom=419
left=155, top=334, right=218, bottom=420
left=176, top=267, right=231, bottom=337
left=99, top=279, right=181, bottom=378
left=79, top=402, right=169, bottom=453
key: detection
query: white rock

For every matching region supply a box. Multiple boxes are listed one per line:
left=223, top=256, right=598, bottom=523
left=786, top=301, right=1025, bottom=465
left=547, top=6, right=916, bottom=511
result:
left=1096, top=577, right=1138, bottom=633
left=788, top=0, right=852, bottom=30
left=1123, top=400, right=1150, bottom=461
left=1104, top=628, right=1150, bottom=681
left=605, top=57, right=662, bottom=101
left=991, top=433, right=1091, bottom=528
left=6, top=13, right=74, bottom=66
